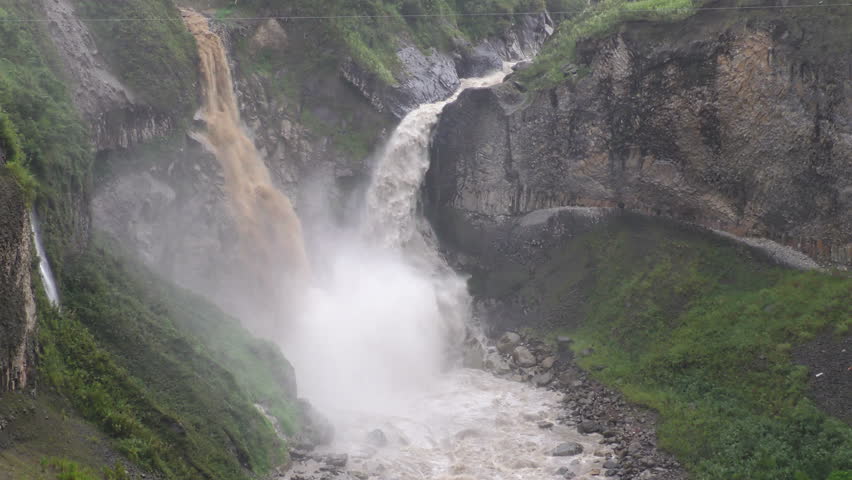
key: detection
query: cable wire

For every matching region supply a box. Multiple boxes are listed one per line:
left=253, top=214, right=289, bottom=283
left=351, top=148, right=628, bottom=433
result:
left=0, top=3, right=850, bottom=22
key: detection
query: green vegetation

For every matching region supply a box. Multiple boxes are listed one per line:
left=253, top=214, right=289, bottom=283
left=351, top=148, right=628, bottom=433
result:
left=518, top=0, right=694, bottom=89
left=40, top=458, right=129, bottom=480
left=220, top=0, right=548, bottom=84
left=479, top=216, right=852, bottom=480
left=37, top=237, right=300, bottom=480
left=0, top=1, right=92, bottom=274
left=73, top=0, right=198, bottom=117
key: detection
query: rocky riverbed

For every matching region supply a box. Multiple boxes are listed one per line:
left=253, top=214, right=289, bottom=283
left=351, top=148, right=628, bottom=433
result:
left=277, top=331, right=687, bottom=480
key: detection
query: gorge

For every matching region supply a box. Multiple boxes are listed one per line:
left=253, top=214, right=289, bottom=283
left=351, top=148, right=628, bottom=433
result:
left=0, top=1, right=850, bottom=480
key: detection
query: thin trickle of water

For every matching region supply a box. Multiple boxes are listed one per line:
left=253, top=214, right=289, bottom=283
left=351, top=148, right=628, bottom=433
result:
left=181, top=10, right=310, bottom=324
left=30, top=210, right=59, bottom=307
left=365, top=66, right=514, bottom=249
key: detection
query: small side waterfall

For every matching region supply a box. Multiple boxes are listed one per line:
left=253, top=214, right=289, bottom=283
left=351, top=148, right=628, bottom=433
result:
left=30, top=210, right=59, bottom=307
left=181, top=10, right=310, bottom=332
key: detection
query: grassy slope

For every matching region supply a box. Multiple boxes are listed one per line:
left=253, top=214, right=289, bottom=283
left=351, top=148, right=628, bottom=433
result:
left=72, top=0, right=198, bottom=119
left=0, top=0, right=92, bottom=274
left=34, top=236, right=301, bottom=480
left=477, top=217, right=852, bottom=480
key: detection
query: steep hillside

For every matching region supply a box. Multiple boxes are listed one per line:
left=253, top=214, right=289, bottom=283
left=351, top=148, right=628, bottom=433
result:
left=464, top=209, right=852, bottom=480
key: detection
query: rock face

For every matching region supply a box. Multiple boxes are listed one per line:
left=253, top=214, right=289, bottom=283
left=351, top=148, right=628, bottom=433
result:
left=0, top=177, right=37, bottom=393
left=429, top=14, right=852, bottom=268
left=342, top=13, right=554, bottom=118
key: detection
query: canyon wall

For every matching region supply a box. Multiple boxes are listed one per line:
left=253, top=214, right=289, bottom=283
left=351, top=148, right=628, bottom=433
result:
left=429, top=13, right=852, bottom=268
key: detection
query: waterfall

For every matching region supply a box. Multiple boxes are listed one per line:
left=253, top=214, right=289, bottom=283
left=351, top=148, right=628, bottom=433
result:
left=30, top=210, right=59, bottom=307
left=365, top=67, right=514, bottom=248
left=181, top=10, right=310, bottom=321
left=282, top=64, right=608, bottom=478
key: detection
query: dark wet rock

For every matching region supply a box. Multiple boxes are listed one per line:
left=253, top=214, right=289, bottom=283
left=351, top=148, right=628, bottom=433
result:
left=325, top=454, right=348, bottom=468
left=552, top=442, right=584, bottom=457
left=457, top=46, right=503, bottom=78
left=578, top=420, right=603, bottom=434
left=538, top=421, right=554, bottom=429
left=512, top=60, right=533, bottom=72
left=604, top=459, right=620, bottom=469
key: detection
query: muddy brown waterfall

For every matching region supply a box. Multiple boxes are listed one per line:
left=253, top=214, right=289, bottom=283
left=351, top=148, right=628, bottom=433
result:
left=182, top=10, right=310, bottom=331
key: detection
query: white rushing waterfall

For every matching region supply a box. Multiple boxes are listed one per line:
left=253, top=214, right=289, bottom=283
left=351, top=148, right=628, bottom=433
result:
left=30, top=210, right=59, bottom=307
left=282, top=65, right=607, bottom=480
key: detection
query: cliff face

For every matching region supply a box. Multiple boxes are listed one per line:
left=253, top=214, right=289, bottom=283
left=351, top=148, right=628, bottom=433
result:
left=38, top=0, right=182, bottom=151
left=429, top=14, right=852, bottom=268
left=0, top=177, right=36, bottom=393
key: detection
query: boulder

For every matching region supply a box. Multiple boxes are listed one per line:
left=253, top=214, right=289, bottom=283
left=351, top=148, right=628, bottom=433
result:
left=578, top=420, right=603, bottom=434
left=552, top=442, right=584, bottom=457
left=533, top=371, right=554, bottom=386
left=512, top=346, right=537, bottom=367
left=497, top=332, right=522, bottom=354
left=366, top=429, right=387, bottom=447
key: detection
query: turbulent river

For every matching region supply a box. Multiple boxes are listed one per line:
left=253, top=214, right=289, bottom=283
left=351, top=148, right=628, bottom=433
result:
left=280, top=65, right=609, bottom=480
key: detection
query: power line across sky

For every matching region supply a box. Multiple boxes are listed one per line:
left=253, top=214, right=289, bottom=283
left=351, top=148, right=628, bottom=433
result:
left=0, top=2, right=850, bottom=22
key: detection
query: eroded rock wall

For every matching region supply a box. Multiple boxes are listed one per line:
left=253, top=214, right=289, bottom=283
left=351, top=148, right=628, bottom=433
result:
left=38, top=0, right=177, bottom=151
left=429, top=14, right=852, bottom=268
left=0, top=177, right=37, bottom=392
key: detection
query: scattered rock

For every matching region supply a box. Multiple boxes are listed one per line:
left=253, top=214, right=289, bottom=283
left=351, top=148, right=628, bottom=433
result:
left=541, top=356, right=557, bottom=369
left=533, top=371, right=554, bottom=386
left=513, top=346, right=537, bottom=367
left=325, top=453, right=348, bottom=468
left=603, top=459, right=620, bottom=469
left=552, top=442, right=584, bottom=457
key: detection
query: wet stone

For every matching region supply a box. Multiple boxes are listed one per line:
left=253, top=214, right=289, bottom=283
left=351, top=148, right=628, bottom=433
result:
left=366, top=429, right=387, bottom=447
left=513, top=346, right=538, bottom=367
left=578, top=420, right=603, bottom=434
left=552, top=442, right=584, bottom=457
left=497, top=332, right=522, bottom=354
left=534, top=371, right=554, bottom=386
